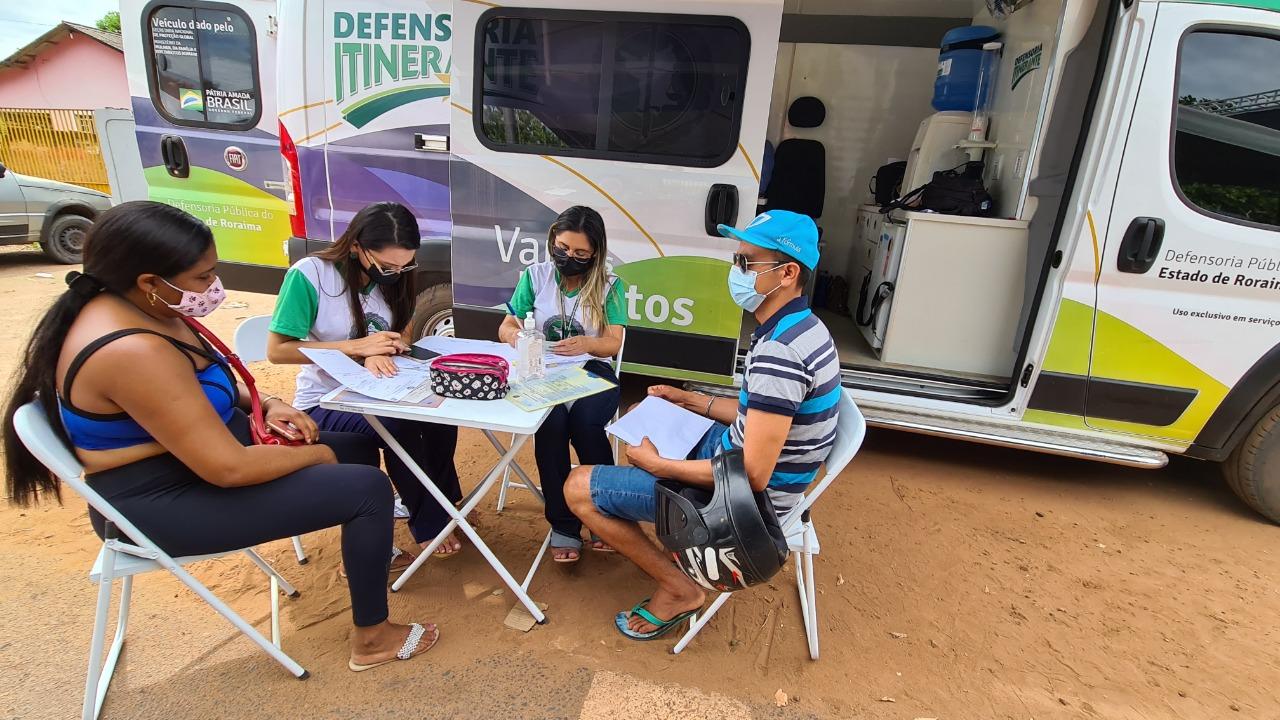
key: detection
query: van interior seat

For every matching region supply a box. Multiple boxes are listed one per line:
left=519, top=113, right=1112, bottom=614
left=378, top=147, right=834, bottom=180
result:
left=762, top=96, right=827, bottom=223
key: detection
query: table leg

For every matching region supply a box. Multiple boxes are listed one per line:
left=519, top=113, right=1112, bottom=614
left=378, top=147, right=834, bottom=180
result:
left=364, top=416, right=547, bottom=624
left=482, top=430, right=543, bottom=504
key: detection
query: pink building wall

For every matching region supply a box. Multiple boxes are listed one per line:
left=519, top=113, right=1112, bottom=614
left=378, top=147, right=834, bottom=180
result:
left=0, top=33, right=128, bottom=110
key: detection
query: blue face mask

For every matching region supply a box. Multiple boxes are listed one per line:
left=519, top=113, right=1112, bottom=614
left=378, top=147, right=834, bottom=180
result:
left=727, top=264, right=784, bottom=312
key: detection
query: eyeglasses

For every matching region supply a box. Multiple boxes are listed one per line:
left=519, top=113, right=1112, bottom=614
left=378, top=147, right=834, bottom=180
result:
left=362, top=246, right=417, bottom=276
left=732, top=253, right=787, bottom=274
left=553, top=242, right=594, bottom=261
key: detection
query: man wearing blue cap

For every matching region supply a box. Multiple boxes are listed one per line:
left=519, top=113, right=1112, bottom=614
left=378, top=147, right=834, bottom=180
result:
left=565, top=210, right=841, bottom=641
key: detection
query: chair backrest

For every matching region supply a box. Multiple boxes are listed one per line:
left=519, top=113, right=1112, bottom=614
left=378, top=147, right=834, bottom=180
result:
left=763, top=96, right=827, bottom=219
left=612, top=327, right=626, bottom=377
left=12, top=401, right=164, bottom=555
left=233, top=315, right=273, bottom=362
left=781, top=389, right=866, bottom=532
left=763, top=141, right=826, bottom=219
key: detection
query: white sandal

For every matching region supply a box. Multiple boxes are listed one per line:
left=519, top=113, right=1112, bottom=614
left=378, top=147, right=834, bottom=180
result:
left=348, top=622, right=439, bottom=672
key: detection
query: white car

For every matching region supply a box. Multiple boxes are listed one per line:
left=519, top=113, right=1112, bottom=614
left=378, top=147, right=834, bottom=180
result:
left=0, top=161, right=112, bottom=264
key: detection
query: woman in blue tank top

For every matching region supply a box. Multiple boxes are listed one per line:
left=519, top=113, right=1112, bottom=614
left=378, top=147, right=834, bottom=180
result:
left=2, top=202, right=438, bottom=672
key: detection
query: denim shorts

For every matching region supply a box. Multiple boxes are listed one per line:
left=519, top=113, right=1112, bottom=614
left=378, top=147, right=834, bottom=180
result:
left=589, top=422, right=728, bottom=523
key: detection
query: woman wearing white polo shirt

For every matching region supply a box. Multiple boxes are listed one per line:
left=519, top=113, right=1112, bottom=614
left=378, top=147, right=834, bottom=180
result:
left=498, top=206, right=626, bottom=564
left=267, top=202, right=463, bottom=564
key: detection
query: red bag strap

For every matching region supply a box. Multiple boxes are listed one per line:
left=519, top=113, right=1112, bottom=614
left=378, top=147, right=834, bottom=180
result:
left=181, top=317, right=269, bottom=430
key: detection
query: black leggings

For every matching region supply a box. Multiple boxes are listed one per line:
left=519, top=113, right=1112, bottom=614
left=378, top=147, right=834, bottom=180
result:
left=86, top=413, right=394, bottom=627
left=305, top=407, right=461, bottom=545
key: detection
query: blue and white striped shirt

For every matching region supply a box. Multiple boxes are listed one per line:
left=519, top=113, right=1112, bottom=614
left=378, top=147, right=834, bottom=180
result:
left=722, top=297, right=842, bottom=494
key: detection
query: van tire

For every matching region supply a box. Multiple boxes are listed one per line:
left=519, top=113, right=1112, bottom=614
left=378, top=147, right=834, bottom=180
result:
left=40, top=213, right=92, bottom=264
left=1223, top=403, right=1280, bottom=524
left=408, top=283, right=454, bottom=342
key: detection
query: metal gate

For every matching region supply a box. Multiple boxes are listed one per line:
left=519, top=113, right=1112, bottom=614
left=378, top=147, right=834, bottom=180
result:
left=0, top=108, right=111, bottom=194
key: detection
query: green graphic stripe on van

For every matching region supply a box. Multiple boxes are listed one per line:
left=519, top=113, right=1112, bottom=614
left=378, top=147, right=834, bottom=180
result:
left=1190, top=0, right=1279, bottom=11
left=1088, top=307, right=1229, bottom=442
left=1041, top=298, right=1093, bottom=376
left=143, top=166, right=292, bottom=268
left=340, top=84, right=450, bottom=128
left=612, top=257, right=741, bottom=339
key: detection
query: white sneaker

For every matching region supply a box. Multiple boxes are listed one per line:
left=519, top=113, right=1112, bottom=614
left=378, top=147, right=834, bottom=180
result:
left=393, top=496, right=410, bottom=520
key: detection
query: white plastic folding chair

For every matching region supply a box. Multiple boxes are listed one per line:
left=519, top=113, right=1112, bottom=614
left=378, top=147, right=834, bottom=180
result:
left=12, top=401, right=308, bottom=720
left=517, top=330, right=626, bottom=590
left=234, top=315, right=307, bottom=565
left=672, top=389, right=866, bottom=660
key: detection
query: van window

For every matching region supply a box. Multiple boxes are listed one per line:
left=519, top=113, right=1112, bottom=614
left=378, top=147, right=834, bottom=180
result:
left=145, top=5, right=261, bottom=129
left=1174, top=31, right=1280, bottom=229
left=477, top=11, right=749, bottom=167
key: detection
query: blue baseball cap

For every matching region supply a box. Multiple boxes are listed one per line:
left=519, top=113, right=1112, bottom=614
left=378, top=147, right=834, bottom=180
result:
left=717, top=210, right=820, bottom=271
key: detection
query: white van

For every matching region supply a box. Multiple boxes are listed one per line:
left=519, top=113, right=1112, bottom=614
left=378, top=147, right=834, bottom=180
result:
left=123, top=0, right=1280, bottom=524
left=121, top=0, right=456, bottom=334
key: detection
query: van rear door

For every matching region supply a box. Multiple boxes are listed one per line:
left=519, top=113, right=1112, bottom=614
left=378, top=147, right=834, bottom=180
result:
left=1087, top=1, right=1280, bottom=443
left=123, top=0, right=291, bottom=286
left=282, top=0, right=453, bottom=263
left=448, top=1, right=783, bottom=383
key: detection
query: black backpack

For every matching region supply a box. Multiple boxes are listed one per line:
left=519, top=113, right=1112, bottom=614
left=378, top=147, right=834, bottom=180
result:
left=882, top=161, right=994, bottom=217
left=869, top=160, right=907, bottom=206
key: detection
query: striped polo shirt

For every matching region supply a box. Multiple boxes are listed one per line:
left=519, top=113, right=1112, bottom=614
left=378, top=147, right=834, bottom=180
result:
left=721, top=296, right=842, bottom=494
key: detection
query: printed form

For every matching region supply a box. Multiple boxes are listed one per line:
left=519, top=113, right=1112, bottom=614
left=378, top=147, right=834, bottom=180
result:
left=300, top=348, right=435, bottom=403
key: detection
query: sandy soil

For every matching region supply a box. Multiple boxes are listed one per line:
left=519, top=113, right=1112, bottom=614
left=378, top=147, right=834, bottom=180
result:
left=0, top=246, right=1277, bottom=720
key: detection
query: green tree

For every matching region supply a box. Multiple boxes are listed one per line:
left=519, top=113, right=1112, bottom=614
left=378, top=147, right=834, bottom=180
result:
left=96, top=12, right=121, bottom=34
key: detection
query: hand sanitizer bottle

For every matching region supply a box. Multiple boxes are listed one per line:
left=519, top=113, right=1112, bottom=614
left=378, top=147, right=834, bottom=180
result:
left=516, top=312, right=544, bottom=381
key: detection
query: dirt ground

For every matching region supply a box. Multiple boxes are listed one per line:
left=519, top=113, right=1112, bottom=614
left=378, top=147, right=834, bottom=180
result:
left=0, top=246, right=1277, bottom=720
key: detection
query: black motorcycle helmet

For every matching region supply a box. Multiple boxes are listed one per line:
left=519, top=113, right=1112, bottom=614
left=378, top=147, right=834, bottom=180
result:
left=655, top=449, right=789, bottom=592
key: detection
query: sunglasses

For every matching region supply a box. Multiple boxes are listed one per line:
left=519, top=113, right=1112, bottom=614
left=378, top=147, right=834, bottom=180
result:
left=552, top=242, right=594, bottom=261
left=362, top=246, right=417, bottom=276
left=732, top=253, right=788, bottom=274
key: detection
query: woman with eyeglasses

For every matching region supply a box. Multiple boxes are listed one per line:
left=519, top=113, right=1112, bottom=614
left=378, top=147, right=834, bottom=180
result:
left=267, top=202, right=464, bottom=564
left=497, top=206, right=626, bottom=563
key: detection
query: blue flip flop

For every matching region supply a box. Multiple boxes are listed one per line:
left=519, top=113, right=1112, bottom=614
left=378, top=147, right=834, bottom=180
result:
left=614, top=598, right=699, bottom=641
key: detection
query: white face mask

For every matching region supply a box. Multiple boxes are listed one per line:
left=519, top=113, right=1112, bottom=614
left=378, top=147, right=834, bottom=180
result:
left=161, top=277, right=226, bottom=318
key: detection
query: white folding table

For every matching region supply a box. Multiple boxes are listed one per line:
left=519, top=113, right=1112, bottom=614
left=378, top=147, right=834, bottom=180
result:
left=319, top=388, right=551, bottom=623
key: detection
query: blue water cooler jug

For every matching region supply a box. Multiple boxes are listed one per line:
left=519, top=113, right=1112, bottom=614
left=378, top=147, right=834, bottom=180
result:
left=933, top=26, right=1001, bottom=112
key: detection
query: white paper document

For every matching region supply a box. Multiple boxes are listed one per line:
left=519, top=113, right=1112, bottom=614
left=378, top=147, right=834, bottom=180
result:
left=605, top=396, right=717, bottom=460
left=415, top=336, right=515, bottom=362
left=300, top=348, right=434, bottom=403
left=415, top=336, right=594, bottom=369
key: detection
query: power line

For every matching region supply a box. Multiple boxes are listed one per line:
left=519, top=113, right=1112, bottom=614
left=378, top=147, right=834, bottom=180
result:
left=0, top=18, right=61, bottom=27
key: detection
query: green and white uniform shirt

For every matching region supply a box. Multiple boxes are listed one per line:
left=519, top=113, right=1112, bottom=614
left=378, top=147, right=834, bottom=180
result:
left=270, top=256, right=394, bottom=410
left=507, top=261, right=628, bottom=341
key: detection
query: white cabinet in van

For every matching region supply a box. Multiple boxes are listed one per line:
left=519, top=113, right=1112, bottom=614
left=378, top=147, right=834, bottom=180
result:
left=847, top=203, right=884, bottom=324
left=878, top=212, right=1029, bottom=378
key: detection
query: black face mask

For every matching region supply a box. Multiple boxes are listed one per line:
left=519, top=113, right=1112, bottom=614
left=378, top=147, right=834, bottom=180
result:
left=549, top=244, right=593, bottom=277
left=354, top=248, right=402, bottom=286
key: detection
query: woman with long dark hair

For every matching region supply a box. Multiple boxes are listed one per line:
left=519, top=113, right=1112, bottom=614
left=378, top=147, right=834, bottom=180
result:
left=498, top=206, right=626, bottom=563
left=2, top=201, right=438, bottom=671
left=268, top=202, right=463, bottom=561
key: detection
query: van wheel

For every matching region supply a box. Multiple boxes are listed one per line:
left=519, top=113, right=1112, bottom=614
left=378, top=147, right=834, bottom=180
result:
left=1223, top=404, right=1280, bottom=524
left=408, top=283, right=454, bottom=342
left=40, top=213, right=92, bottom=264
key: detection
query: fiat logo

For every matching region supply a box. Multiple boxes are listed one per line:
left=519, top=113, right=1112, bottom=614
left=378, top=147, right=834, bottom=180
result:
left=224, top=146, right=248, bottom=172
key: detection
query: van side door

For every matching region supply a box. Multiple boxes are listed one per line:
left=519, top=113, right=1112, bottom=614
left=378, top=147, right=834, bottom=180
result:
left=1087, top=1, right=1280, bottom=443
left=448, top=1, right=783, bottom=384
left=122, top=0, right=292, bottom=286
